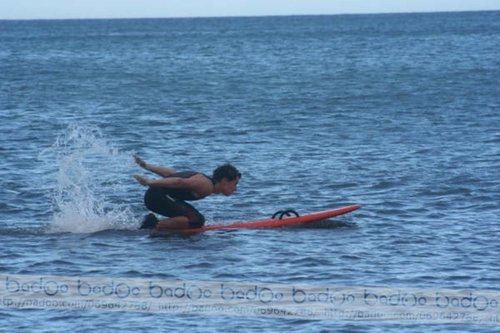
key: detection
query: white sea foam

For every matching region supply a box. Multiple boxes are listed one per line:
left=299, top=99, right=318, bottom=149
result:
left=39, top=125, right=137, bottom=233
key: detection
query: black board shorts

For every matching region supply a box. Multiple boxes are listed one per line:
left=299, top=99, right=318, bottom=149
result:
left=144, top=187, right=205, bottom=228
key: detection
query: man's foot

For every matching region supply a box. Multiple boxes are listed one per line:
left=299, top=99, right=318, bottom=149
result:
left=140, top=213, right=158, bottom=229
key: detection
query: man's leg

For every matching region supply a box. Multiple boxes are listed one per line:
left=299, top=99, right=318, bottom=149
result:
left=156, top=216, right=190, bottom=230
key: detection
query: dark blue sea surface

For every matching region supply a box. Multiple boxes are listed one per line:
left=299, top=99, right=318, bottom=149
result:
left=1, top=11, right=500, bottom=332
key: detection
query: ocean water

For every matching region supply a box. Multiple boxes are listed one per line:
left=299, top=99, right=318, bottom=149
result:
left=1, top=11, right=500, bottom=332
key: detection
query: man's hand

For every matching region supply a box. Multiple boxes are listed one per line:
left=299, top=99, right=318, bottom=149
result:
left=133, top=175, right=151, bottom=186
left=133, top=154, right=147, bottom=169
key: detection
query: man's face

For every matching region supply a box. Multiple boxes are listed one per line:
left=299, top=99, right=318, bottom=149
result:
left=220, top=177, right=240, bottom=196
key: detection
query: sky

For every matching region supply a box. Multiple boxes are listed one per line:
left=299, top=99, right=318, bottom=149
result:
left=1, top=0, right=499, bottom=20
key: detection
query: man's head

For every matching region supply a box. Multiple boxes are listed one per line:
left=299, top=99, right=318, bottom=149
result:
left=212, top=163, right=241, bottom=196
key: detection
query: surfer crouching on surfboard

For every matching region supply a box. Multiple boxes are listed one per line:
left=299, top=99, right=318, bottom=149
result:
left=133, top=155, right=241, bottom=230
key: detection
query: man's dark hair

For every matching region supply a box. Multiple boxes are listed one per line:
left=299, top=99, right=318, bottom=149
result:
left=212, top=163, right=241, bottom=182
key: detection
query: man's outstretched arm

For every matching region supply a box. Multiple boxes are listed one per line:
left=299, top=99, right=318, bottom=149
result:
left=134, top=154, right=176, bottom=177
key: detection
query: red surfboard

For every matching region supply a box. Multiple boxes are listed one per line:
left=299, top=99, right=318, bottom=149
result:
left=151, top=204, right=361, bottom=235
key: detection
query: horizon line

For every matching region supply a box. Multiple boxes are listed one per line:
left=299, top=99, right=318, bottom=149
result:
left=1, top=8, right=498, bottom=22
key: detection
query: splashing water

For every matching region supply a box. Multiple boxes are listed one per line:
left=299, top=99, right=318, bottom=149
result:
left=39, top=125, right=138, bottom=233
